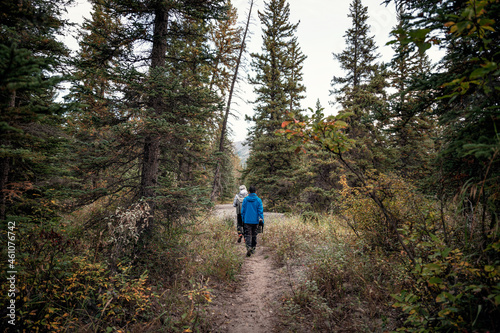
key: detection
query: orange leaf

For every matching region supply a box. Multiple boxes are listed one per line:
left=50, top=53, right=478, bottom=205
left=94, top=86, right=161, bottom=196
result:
left=281, top=120, right=291, bottom=128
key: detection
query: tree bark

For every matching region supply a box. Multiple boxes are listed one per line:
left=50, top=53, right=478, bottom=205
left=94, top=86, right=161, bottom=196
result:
left=139, top=5, right=170, bottom=226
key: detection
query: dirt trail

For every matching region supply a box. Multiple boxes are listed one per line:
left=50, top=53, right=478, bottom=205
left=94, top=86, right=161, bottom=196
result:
left=210, top=204, right=287, bottom=333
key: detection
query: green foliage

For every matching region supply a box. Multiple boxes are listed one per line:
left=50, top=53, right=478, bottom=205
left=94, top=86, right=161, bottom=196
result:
left=393, top=233, right=500, bottom=332
left=0, top=217, right=155, bottom=332
left=300, top=211, right=320, bottom=224
left=0, top=204, right=248, bottom=331
left=67, top=0, right=229, bottom=243
left=330, top=0, right=379, bottom=92
left=0, top=0, right=73, bottom=221
left=281, top=280, right=334, bottom=331
left=262, top=214, right=335, bottom=266
left=386, top=10, right=437, bottom=184
left=243, top=0, right=307, bottom=210
left=181, top=278, right=214, bottom=332
left=385, top=0, right=500, bottom=228
left=185, top=216, right=243, bottom=282
left=279, top=106, right=354, bottom=156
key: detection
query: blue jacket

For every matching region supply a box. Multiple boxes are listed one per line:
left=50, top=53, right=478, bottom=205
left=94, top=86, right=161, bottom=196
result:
left=241, top=193, right=264, bottom=225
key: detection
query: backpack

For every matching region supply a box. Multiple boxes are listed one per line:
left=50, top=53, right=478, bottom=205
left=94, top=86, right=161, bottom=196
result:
left=236, top=195, right=244, bottom=214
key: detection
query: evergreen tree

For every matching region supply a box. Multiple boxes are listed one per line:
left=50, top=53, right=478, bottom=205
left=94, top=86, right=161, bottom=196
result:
left=380, top=2, right=500, bottom=328
left=0, top=0, right=72, bottom=221
left=244, top=0, right=306, bottom=210
left=330, top=0, right=380, bottom=137
left=209, top=0, right=251, bottom=201
left=285, top=34, right=307, bottom=114
left=68, top=0, right=138, bottom=207
left=384, top=0, right=500, bottom=236
left=329, top=0, right=389, bottom=175
left=208, top=1, right=242, bottom=98
left=68, top=0, right=227, bottom=240
left=298, top=100, right=344, bottom=213
left=386, top=8, right=437, bottom=182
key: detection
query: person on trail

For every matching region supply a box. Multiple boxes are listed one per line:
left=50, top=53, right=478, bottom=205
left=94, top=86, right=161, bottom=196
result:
left=240, top=185, right=264, bottom=257
left=233, top=185, right=248, bottom=243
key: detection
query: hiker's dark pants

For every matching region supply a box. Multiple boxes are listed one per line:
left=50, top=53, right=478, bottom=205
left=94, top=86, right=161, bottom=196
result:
left=237, top=214, right=244, bottom=234
left=244, top=223, right=258, bottom=249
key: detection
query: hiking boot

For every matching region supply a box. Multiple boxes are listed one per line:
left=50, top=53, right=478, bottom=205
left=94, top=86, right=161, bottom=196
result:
left=237, top=234, right=242, bottom=243
left=246, top=249, right=252, bottom=257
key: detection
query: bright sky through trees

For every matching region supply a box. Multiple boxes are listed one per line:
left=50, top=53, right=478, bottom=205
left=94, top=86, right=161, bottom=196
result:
left=64, top=0, right=443, bottom=142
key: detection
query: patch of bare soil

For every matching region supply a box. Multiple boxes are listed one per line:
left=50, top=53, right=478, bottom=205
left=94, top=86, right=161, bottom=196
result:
left=209, top=205, right=288, bottom=333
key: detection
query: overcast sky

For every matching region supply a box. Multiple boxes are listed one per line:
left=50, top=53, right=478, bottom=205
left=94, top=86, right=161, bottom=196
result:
left=229, top=0, right=399, bottom=142
left=65, top=1, right=440, bottom=143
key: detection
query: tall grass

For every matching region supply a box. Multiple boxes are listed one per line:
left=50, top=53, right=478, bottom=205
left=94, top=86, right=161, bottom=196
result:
left=0, top=207, right=245, bottom=332
left=262, top=214, right=403, bottom=332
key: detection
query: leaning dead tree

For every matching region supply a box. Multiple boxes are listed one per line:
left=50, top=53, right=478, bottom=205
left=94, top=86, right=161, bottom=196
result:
left=211, top=0, right=254, bottom=201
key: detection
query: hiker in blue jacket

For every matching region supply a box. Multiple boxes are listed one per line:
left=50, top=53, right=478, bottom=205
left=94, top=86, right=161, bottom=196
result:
left=240, top=185, right=264, bottom=257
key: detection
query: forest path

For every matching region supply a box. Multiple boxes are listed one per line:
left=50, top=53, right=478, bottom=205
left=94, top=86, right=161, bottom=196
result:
left=210, top=204, right=287, bottom=332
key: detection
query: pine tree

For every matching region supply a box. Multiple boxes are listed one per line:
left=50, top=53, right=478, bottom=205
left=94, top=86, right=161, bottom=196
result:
left=386, top=8, right=437, bottom=182
left=330, top=0, right=380, bottom=138
left=244, top=0, right=306, bottom=210
left=0, top=0, right=71, bottom=220
left=68, top=0, right=227, bottom=239
left=329, top=0, right=390, bottom=176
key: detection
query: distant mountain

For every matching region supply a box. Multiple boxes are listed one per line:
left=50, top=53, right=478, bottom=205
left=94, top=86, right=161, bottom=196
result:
left=233, top=141, right=250, bottom=167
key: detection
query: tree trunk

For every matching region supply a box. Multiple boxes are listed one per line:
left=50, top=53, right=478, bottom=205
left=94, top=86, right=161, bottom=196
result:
left=211, top=0, right=254, bottom=201
left=139, top=5, right=170, bottom=229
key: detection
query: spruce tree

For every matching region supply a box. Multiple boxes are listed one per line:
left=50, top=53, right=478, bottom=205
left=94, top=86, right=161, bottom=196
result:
left=0, top=0, right=71, bottom=221
left=244, top=0, right=306, bottom=210
left=68, top=0, right=137, bottom=208
left=330, top=0, right=380, bottom=138
left=384, top=0, right=500, bottom=240
left=299, top=100, right=344, bottom=213
left=386, top=8, right=437, bottom=182
left=329, top=0, right=389, bottom=175
left=68, top=0, right=227, bottom=239
left=383, top=2, right=500, bottom=330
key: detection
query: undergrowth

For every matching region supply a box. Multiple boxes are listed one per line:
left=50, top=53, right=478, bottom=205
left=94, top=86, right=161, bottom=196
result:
left=2, top=189, right=497, bottom=332
left=262, top=214, right=402, bottom=332
left=0, top=206, right=243, bottom=332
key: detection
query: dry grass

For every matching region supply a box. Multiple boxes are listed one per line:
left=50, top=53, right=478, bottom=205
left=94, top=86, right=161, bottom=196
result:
left=261, top=213, right=403, bottom=332
left=25, top=206, right=404, bottom=332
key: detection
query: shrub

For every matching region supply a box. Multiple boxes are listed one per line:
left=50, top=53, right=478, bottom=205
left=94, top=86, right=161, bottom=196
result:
left=338, top=173, right=438, bottom=252
left=268, top=214, right=402, bottom=332
left=106, top=201, right=152, bottom=267
left=0, top=214, right=157, bottom=332
left=185, top=215, right=243, bottom=282
left=392, top=233, right=500, bottom=332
